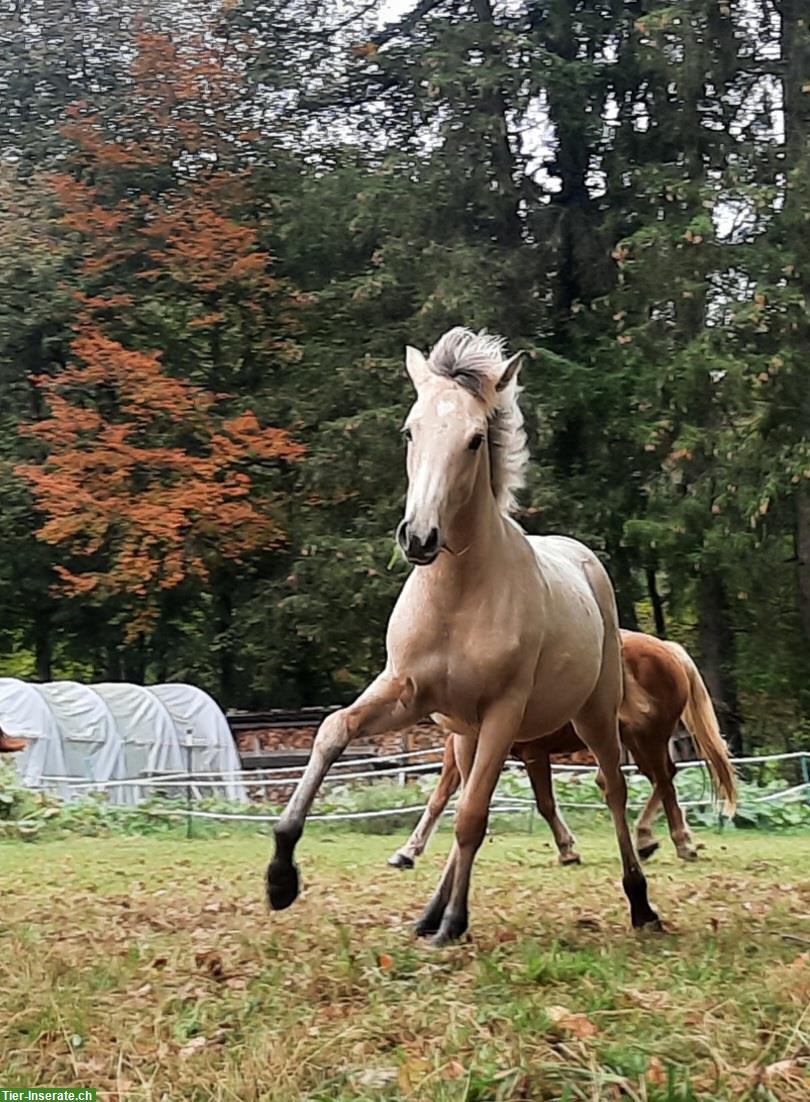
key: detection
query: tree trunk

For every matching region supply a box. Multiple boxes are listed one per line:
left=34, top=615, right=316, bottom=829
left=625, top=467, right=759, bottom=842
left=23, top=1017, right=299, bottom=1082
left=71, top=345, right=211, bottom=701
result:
left=215, top=584, right=235, bottom=706
left=796, top=486, right=810, bottom=646
left=33, top=609, right=52, bottom=681
left=696, top=570, right=743, bottom=755
left=609, top=545, right=638, bottom=630
left=105, top=644, right=122, bottom=681
left=470, top=0, right=523, bottom=250
left=645, top=567, right=667, bottom=638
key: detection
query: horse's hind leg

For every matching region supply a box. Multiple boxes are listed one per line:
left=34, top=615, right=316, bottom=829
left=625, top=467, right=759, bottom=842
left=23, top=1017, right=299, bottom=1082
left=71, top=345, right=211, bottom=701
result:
left=621, top=731, right=662, bottom=860
left=650, top=738, right=697, bottom=860
left=635, top=787, right=662, bottom=861
left=389, top=735, right=461, bottom=869
left=517, top=743, right=581, bottom=865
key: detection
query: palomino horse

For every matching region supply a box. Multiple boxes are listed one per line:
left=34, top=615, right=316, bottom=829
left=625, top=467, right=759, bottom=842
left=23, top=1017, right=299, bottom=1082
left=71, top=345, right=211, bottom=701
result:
left=387, top=629, right=737, bottom=870
left=267, top=328, right=661, bottom=943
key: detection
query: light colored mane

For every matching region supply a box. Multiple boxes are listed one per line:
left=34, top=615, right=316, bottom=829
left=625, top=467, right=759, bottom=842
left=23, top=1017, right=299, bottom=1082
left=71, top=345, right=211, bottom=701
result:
left=427, top=327, right=528, bottom=515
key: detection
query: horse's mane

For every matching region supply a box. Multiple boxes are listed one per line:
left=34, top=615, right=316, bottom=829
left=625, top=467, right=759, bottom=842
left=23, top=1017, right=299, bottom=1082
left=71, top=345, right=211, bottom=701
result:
left=427, top=327, right=528, bottom=515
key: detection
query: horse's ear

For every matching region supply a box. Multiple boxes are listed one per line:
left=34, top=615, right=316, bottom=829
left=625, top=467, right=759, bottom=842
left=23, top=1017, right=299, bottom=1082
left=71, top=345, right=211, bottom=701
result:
left=495, top=350, right=524, bottom=392
left=405, top=345, right=430, bottom=390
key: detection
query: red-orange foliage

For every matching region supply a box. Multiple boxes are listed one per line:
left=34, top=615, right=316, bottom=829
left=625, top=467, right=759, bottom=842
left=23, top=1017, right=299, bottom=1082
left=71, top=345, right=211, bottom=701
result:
left=19, top=323, right=303, bottom=616
left=20, top=26, right=302, bottom=634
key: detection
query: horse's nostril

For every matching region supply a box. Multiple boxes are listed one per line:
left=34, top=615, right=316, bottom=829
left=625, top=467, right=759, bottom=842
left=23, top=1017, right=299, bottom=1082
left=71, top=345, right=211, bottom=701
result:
left=424, top=528, right=439, bottom=553
left=396, top=520, right=409, bottom=548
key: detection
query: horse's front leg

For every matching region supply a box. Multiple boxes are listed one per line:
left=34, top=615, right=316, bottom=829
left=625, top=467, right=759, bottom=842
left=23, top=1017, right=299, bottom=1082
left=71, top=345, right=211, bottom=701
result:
left=419, top=702, right=524, bottom=946
left=267, top=672, right=422, bottom=911
left=388, top=735, right=460, bottom=869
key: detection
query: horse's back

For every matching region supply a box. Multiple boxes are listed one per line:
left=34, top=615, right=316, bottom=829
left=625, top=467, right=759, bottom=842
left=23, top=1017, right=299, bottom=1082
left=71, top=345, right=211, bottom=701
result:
left=527, top=534, right=618, bottom=616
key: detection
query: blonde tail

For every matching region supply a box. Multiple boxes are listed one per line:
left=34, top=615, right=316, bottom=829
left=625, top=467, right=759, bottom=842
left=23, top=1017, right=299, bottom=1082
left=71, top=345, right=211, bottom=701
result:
left=667, top=641, right=737, bottom=817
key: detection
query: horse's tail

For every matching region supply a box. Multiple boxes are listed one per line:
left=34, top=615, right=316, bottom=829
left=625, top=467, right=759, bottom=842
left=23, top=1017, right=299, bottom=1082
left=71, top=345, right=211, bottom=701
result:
left=667, top=641, right=737, bottom=817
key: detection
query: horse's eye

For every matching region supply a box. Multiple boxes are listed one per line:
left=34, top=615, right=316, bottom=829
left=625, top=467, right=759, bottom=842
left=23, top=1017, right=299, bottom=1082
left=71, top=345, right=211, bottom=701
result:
left=469, top=433, right=484, bottom=452
left=403, top=427, right=412, bottom=442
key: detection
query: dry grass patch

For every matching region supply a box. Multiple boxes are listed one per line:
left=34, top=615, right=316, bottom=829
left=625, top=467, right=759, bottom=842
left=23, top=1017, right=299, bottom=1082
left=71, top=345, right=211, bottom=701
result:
left=1, top=827, right=810, bottom=1100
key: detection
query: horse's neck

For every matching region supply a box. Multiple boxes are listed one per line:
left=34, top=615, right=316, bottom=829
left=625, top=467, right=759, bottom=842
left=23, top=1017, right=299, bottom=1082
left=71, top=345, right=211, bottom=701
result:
left=432, top=467, right=515, bottom=589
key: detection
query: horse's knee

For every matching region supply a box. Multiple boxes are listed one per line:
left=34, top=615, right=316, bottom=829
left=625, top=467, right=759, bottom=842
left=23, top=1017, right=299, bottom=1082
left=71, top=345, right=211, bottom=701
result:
left=455, top=805, right=488, bottom=849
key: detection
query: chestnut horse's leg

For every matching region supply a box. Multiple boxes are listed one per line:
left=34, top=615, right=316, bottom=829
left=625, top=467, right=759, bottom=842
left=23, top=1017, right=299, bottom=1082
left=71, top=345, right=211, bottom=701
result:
left=516, top=742, right=581, bottom=865
left=634, top=787, right=662, bottom=860
left=626, top=728, right=697, bottom=861
left=388, top=735, right=460, bottom=869
left=648, top=738, right=697, bottom=860
left=417, top=704, right=522, bottom=946
left=621, top=731, right=662, bottom=860
left=267, top=673, right=422, bottom=911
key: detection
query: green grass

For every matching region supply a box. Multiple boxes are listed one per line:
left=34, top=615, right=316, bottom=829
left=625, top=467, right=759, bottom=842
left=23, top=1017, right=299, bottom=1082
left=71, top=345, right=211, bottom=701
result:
left=2, top=826, right=810, bottom=1100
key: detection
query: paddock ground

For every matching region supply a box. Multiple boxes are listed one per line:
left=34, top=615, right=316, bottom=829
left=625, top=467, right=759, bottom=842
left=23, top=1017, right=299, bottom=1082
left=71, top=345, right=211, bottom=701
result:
left=2, top=827, right=810, bottom=1101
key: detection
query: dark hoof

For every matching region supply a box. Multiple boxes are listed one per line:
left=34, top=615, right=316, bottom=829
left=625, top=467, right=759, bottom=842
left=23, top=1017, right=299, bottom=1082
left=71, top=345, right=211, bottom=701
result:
left=388, top=852, right=415, bottom=870
left=430, top=911, right=468, bottom=946
left=638, top=840, right=660, bottom=861
left=414, top=898, right=447, bottom=938
left=634, top=912, right=665, bottom=933
left=414, top=919, right=439, bottom=938
left=266, top=859, right=300, bottom=911
left=623, top=869, right=661, bottom=930
left=559, top=850, right=582, bottom=866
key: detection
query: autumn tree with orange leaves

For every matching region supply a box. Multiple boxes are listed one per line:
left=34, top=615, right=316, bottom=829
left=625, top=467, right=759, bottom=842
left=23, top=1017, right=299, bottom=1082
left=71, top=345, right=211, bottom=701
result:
left=19, top=329, right=302, bottom=632
left=17, top=26, right=303, bottom=679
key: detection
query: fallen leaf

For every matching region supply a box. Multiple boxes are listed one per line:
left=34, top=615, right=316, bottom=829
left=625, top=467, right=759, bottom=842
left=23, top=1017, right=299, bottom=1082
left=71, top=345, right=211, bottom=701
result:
left=546, top=1005, right=598, bottom=1038
left=576, top=915, right=602, bottom=930
left=754, top=1059, right=806, bottom=1083
left=195, top=948, right=226, bottom=981
left=647, top=1057, right=666, bottom=1085
left=353, top=1067, right=398, bottom=1088
left=179, top=1036, right=208, bottom=1060
left=377, top=952, right=394, bottom=970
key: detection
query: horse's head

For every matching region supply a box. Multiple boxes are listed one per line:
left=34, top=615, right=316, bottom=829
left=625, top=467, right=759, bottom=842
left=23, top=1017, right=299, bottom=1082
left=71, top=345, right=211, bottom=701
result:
left=396, top=329, right=524, bottom=566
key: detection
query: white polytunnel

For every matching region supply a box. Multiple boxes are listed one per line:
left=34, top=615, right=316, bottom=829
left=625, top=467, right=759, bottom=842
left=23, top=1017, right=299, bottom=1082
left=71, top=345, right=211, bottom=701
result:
left=0, top=677, right=70, bottom=798
left=92, top=683, right=186, bottom=803
left=148, top=683, right=247, bottom=802
left=0, top=678, right=246, bottom=804
left=37, top=681, right=129, bottom=804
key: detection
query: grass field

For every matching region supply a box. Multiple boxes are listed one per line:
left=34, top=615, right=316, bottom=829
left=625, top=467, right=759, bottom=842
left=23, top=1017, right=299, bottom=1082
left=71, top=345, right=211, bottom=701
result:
left=2, top=825, right=810, bottom=1101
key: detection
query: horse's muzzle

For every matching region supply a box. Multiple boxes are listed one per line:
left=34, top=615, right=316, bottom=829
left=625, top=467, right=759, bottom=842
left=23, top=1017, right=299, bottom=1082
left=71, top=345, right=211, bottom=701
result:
left=397, top=519, right=440, bottom=565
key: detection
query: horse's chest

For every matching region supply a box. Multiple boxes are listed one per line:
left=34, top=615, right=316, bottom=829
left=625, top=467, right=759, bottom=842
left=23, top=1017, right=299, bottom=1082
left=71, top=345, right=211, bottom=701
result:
left=419, top=609, right=530, bottom=718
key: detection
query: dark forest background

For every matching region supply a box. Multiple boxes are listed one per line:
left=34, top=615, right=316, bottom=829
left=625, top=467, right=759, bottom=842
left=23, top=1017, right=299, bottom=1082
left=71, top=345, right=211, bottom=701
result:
left=1, top=1, right=808, bottom=755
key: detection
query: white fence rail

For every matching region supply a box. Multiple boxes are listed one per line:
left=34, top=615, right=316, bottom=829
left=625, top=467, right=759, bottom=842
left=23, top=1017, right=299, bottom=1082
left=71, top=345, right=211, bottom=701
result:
left=19, top=747, right=810, bottom=828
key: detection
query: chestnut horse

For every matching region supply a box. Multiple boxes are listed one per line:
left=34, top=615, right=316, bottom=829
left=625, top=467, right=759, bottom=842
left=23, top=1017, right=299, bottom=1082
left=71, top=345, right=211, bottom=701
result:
left=388, top=629, right=737, bottom=869
left=0, top=729, right=26, bottom=753
left=267, top=328, right=661, bottom=943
